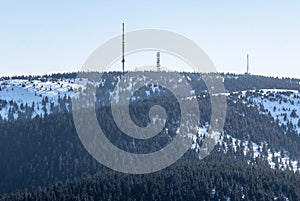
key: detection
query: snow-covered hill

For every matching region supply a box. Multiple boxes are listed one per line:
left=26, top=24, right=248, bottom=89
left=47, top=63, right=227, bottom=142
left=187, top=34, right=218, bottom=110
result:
left=2, top=75, right=300, bottom=173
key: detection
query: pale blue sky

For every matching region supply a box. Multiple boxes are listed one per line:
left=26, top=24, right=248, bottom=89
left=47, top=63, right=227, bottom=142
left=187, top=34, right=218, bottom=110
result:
left=0, top=1, right=299, bottom=78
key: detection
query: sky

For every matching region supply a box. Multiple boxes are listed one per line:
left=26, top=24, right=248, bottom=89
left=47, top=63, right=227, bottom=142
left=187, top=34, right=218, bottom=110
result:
left=0, top=1, right=299, bottom=78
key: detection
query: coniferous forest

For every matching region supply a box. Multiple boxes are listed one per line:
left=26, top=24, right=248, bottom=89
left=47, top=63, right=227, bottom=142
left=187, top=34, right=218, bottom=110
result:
left=1, top=72, right=300, bottom=200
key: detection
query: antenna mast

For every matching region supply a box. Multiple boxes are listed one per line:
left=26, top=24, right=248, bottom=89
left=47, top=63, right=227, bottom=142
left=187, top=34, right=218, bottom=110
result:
left=246, top=54, right=249, bottom=74
left=122, top=23, right=125, bottom=74
left=156, top=52, right=161, bottom=71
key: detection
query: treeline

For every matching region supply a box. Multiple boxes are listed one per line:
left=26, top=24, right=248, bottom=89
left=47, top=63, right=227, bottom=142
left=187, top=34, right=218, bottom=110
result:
left=2, top=72, right=300, bottom=92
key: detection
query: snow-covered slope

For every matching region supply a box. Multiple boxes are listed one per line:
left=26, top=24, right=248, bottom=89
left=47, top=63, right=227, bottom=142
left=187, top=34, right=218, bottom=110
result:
left=245, top=89, right=300, bottom=134
left=218, top=89, right=300, bottom=172
left=0, top=78, right=86, bottom=119
left=188, top=123, right=300, bottom=172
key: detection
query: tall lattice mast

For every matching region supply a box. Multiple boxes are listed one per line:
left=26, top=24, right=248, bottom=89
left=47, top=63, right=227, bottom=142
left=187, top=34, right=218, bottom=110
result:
left=122, top=23, right=125, bottom=74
